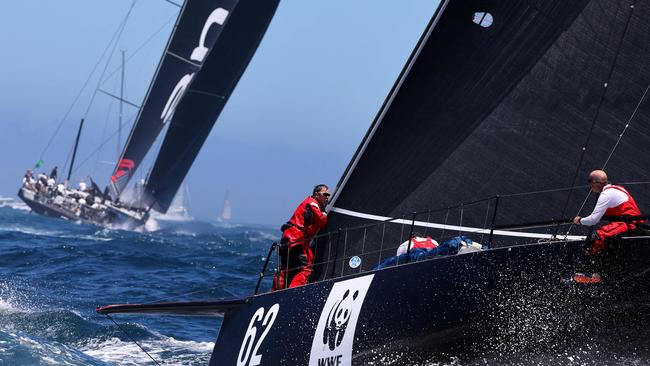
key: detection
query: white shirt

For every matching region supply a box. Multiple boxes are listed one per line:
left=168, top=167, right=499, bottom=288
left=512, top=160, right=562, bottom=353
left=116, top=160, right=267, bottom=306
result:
left=580, top=185, right=628, bottom=226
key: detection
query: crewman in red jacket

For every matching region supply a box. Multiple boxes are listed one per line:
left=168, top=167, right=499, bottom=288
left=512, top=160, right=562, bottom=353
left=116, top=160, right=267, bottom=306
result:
left=273, top=184, right=329, bottom=290
left=573, top=170, right=645, bottom=283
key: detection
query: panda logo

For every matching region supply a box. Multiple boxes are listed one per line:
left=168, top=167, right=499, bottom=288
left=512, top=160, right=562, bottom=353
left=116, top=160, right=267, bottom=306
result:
left=322, top=289, right=360, bottom=350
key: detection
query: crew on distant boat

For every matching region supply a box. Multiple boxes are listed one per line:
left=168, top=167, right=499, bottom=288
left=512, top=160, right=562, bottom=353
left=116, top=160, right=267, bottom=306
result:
left=273, top=184, right=330, bottom=291
left=22, top=170, right=34, bottom=189
left=49, top=166, right=58, bottom=181
left=573, top=170, right=645, bottom=256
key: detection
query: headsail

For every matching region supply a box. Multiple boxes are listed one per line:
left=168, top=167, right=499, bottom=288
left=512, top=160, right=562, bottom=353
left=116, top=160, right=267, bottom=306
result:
left=110, top=0, right=239, bottom=198
left=316, top=0, right=650, bottom=280
left=143, top=0, right=280, bottom=213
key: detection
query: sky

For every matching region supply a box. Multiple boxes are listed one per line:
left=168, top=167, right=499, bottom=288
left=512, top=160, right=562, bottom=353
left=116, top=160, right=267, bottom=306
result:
left=0, top=0, right=439, bottom=226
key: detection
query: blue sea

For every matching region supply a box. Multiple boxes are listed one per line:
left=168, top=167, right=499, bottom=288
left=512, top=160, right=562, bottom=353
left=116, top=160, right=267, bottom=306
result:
left=0, top=198, right=278, bottom=365
left=1, top=198, right=649, bottom=365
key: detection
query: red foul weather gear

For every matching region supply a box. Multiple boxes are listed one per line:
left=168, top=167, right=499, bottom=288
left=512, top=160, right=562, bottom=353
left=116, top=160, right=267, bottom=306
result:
left=272, top=196, right=327, bottom=290
left=591, top=185, right=644, bottom=255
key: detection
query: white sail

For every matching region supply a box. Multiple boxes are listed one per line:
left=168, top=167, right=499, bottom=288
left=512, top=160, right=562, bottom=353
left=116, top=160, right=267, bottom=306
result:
left=148, top=181, right=192, bottom=226
left=217, top=191, right=231, bottom=223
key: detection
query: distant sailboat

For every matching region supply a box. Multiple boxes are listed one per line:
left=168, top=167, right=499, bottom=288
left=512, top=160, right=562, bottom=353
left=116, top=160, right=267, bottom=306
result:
left=144, top=182, right=192, bottom=231
left=19, top=0, right=272, bottom=230
left=216, top=190, right=231, bottom=223
left=161, top=182, right=192, bottom=221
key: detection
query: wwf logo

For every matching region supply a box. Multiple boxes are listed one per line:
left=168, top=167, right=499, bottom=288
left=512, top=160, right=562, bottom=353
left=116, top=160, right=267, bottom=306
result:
left=309, top=275, right=373, bottom=366
left=322, top=289, right=360, bottom=351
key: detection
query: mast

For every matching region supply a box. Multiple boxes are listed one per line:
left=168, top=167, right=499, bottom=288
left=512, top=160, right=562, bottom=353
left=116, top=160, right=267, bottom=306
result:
left=66, top=118, right=85, bottom=183
left=118, top=50, right=125, bottom=159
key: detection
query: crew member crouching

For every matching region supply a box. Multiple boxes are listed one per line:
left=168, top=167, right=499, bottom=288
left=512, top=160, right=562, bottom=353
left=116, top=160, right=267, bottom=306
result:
left=574, top=170, right=645, bottom=256
left=273, top=184, right=330, bottom=291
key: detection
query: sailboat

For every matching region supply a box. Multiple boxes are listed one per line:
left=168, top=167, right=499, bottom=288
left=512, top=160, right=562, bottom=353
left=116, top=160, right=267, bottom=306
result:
left=145, top=181, right=193, bottom=232
left=18, top=0, right=277, bottom=230
left=98, top=0, right=650, bottom=364
left=165, top=182, right=192, bottom=220
left=216, top=190, right=232, bottom=223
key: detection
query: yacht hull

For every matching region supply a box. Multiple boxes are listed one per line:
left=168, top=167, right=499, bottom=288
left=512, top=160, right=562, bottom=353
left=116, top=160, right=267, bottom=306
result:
left=209, top=238, right=650, bottom=365
left=17, top=188, right=144, bottom=229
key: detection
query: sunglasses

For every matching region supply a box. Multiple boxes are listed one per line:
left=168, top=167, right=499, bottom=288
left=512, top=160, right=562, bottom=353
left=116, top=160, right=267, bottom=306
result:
left=320, top=192, right=331, bottom=198
left=587, top=178, right=605, bottom=184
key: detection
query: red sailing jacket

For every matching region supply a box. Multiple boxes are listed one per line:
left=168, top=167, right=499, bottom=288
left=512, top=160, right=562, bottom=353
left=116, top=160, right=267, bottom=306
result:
left=603, top=185, right=642, bottom=218
left=287, top=196, right=328, bottom=238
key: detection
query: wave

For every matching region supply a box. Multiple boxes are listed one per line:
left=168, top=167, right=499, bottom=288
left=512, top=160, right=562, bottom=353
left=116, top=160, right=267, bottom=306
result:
left=0, top=330, right=110, bottom=366
left=80, top=336, right=214, bottom=366
left=0, top=196, right=29, bottom=211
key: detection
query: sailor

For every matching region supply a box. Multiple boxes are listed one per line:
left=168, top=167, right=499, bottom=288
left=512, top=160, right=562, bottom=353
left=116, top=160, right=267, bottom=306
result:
left=47, top=176, right=56, bottom=190
left=49, top=166, right=58, bottom=181
left=22, top=170, right=35, bottom=189
left=573, top=170, right=645, bottom=256
left=102, top=186, right=112, bottom=203
left=37, top=173, right=48, bottom=193
left=272, top=184, right=330, bottom=291
left=79, top=181, right=88, bottom=192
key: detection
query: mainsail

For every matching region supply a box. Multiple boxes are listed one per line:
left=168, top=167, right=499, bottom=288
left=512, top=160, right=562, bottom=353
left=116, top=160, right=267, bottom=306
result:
left=143, top=0, right=280, bottom=212
left=316, top=0, right=650, bottom=280
left=110, top=0, right=239, bottom=198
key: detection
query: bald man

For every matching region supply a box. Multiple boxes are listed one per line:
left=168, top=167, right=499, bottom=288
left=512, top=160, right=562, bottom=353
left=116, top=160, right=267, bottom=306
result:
left=573, top=170, right=644, bottom=255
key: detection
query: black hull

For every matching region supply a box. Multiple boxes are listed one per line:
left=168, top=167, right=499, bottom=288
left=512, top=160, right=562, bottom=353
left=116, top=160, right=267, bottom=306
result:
left=18, top=188, right=79, bottom=221
left=209, top=238, right=650, bottom=365
left=17, top=188, right=144, bottom=229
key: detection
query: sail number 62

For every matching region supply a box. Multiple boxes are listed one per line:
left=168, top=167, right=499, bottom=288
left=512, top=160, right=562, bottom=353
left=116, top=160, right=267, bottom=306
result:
left=237, top=304, right=279, bottom=366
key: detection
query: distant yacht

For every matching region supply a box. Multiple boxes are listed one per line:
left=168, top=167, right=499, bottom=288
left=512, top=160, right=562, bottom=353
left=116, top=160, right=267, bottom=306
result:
left=216, top=191, right=231, bottom=223
left=149, top=182, right=193, bottom=222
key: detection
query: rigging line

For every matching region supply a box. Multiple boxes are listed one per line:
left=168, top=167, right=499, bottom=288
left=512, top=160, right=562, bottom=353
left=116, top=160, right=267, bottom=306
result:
left=561, top=1, right=638, bottom=240
left=100, top=13, right=177, bottom=87
left=71, top=113, right=138, bottom=177
left=64, top=1, right=137, bottom=182
left=82, top=0, right=137, bottom=120
left=557, top=0, right=636, bottom=229
left=602, top=82, right=650, bottom=168
left=104, top=314, right=162, bottom=366
left=161, top=0, right=182, bottom=8
left=92, top=82, right=118, bottom=177
left=500, top=184, right=589, bottom=198
left=38, top=3, right=134, bottom=161
left=561, top=87, right=649, bottom=241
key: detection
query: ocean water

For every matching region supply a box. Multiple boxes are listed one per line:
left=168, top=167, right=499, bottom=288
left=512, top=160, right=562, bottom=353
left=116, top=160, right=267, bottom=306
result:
left=1, top=198, right=649, bottom=365
left=0, top=198, right=278, bottom=365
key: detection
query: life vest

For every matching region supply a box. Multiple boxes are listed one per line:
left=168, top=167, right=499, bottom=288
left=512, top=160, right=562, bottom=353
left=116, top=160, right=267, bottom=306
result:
left=396, top=236, right=438, bottom=256
left=284, top=196, right=327, bottom=238
left=603, top=185, right=642, bottom=219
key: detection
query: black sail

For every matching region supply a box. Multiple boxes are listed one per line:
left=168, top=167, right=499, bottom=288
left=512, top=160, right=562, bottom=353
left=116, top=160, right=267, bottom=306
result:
left=144, top=0, right=280, bottom=213
left=315, top=0, right=650, bottom=280
left=110, top=0, right=239, bottom=197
